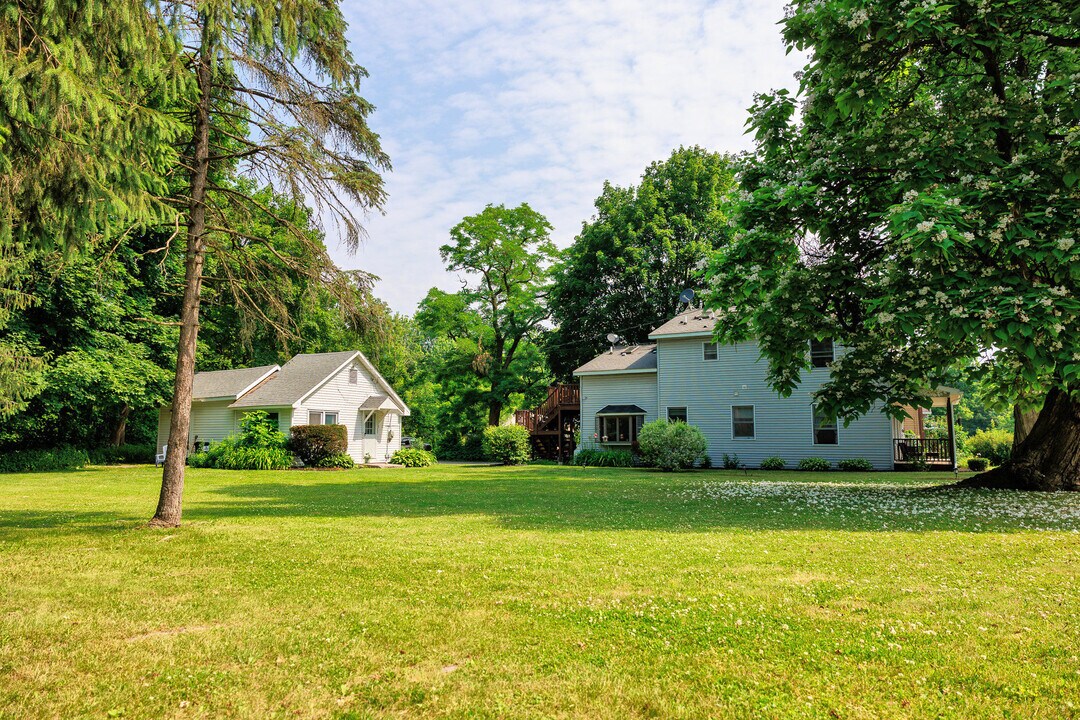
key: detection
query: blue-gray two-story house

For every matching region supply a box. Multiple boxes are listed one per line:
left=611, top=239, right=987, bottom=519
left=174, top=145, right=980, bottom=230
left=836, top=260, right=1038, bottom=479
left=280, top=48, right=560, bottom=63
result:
left=573, top=309, right=960, bottom=470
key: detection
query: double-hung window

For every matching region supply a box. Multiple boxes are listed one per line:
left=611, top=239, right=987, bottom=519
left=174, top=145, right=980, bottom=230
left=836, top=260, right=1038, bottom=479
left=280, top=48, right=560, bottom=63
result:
left=812, top=406, right=838, bottom=445
left=703, top=342, right=718, bottom=361
left=731, top=405, right=755, bottom=439
left=810, top=339, right=834, bottom=368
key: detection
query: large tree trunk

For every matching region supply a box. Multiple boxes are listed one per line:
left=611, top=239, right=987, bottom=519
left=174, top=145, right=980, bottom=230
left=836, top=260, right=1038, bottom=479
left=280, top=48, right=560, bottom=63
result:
left=488, top=400, right=503, bottom=426
left=110, top=403, right=131, bottom=447
left=150, top=42, right=212, bottom=528
left=958, top=387, right=1080, bottom=491
left=1013, top=402, right=1040, bottom=452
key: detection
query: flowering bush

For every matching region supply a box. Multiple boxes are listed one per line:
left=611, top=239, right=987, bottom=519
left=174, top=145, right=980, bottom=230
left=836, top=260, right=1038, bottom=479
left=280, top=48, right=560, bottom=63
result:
left=636, top=420, right=708, bottom=472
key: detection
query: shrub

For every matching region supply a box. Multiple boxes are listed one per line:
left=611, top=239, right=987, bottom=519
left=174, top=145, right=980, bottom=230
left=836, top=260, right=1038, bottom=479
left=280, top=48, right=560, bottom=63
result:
left=637, top=419, right=708, bottom=472
left=200, top=411, right=293, bottom=470
left=482, top=425, right=531, bottom=465
left=837, top=458, right=874, bottom=472
left=88, top=443, right=156, bottom=465
left=760, top=456, right=786, bottom=470
left=315, top=452, right=355, bottom=469
left=797, top=457, right=831, bottom=471
left=0, top=447, right=89, bottom=473
left=966, top=428, right=1013, bottom=466
left=700, top=454, right=712, bottom=469
left=721, top=453, right=740, bottom=470
left=187, top=451, right=212, bottom=468
left=287, top=424, right=347, bottom=466
left=572, top=448, right=634, bottom=467
left=438, top=433, right=485, bottom=461
left=391, top=447, right=437, bottom=467
left=968, top=457, right=989, bottom=472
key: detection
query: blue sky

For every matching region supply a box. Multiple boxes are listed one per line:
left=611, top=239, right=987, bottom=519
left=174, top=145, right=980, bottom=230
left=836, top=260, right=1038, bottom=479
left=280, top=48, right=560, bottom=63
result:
left=331, top=0, right=805, bottom=314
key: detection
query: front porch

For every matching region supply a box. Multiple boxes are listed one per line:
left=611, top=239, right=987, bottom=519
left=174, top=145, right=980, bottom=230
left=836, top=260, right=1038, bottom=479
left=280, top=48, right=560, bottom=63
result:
left=892, top=387, right=962, bottom=470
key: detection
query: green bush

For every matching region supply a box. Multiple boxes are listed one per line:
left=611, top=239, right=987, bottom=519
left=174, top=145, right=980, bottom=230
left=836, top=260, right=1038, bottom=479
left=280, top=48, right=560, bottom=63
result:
left=968, top=457, right=989, bottom=472
left=391, top=447, right=437, bottom=467
left=797, top=457, right=831, bottom=471
left=187, top=451, right=212, bottom=468
left=700, top=454, right=712, bottom=469
left=88, top=443, right=156, bottom=465
left=721, top=452, right=741, bottom=470
left=966, top=428, right=1013, bottom=466
left=0, top=447, right=89, bottom=473
left=572, top=448, right=634, bottom=467
left=200, top=411, right=293, bottom=470
left=759, top=456, right=786, bottom=470
left=287, top=424, right=348, bottom=467
left=481, top=425, right=531, bottom=465
left=837, top=458, right=874, bottom=471
left=637, top=419, right=708, bottom=472
left=315, top=452, right=355, bottom=469
left=438, top=433, right=485, bottom=461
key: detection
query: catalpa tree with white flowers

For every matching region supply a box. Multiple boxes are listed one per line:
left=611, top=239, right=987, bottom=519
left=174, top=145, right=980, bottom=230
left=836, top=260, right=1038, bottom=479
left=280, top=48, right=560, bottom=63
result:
left=706, top=0, right=1079, bottom=490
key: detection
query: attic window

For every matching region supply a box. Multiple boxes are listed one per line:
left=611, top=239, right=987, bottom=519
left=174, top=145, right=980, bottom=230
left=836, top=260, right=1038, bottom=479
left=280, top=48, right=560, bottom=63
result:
left=349, top=368, right=358, bottom=384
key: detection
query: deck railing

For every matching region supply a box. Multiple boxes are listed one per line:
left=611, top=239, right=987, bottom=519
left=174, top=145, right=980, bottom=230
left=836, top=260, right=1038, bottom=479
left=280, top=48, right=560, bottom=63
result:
left=894, top=438, right=954, bottom=465
left=515, top=384, right=580, bottom=433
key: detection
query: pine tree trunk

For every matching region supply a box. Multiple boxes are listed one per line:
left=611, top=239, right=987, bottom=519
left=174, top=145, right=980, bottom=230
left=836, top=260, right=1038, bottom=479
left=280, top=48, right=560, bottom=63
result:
left=150, top=42, right=212, bottom=528
left=957, top=387, right=1080, bottom=491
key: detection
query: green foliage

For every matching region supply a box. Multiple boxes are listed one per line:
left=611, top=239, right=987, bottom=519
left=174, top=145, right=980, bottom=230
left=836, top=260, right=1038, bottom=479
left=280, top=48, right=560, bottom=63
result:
left=315, top=452, right=355, bottom=469
left=87, top=444, right=156, bottom=465
left=390, top=448, right=437, bottom=468
left=636, top=420, right=708, bottom=472
left=287, top=424, right=348, bottom=467
left=967, top=428, right=1014, bottom=466
left=760, top=456, right=787, bottom=471
left=200, top=411, right=292, bottom=471
left=549, top=146, right=739, bottom=377
left=706, top=0, right=1080, bottom=431
left=571, top=449, right=635, bottom=468
left=481, top=425, right=532, bottom=465
left=0, top=447, right=89, bottom=473
left=438, top=432, right=486, bottom=461
left=837, top=458, right=874, bottom=472
left=797, top=457, right=831, bottom=472
left=968, top=457, right=989, bottom=472
left=721, top=453, right=741, bottom=470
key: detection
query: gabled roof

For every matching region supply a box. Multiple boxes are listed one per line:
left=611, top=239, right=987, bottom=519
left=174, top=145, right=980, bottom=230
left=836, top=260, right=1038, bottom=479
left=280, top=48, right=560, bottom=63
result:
left=574, top=344, right=658, bottom=375
left=191, top=365, right=279, bottom=401
left=648, top=309, right=718, bottom=339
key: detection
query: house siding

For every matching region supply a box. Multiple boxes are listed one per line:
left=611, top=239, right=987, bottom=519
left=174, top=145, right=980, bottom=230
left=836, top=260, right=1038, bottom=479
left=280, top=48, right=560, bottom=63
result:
left=156, top=399, right=240, bottom=454
left=577, top=372, right=658, bottom=450
left=294, top=360, right=403, bottom=463
left=655, top=337, right=895, bottom=469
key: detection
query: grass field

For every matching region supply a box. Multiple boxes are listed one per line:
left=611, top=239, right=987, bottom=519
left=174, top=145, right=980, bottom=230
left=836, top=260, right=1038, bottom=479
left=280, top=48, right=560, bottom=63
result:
left=2, top=464, right=1078, bottom=719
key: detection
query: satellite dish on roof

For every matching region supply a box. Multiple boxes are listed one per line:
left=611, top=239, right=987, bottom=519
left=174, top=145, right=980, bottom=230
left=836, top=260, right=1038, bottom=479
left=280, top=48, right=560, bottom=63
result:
left=606, top=333, right=620, bottom=344
left=678, top=288, right=695, bottom=304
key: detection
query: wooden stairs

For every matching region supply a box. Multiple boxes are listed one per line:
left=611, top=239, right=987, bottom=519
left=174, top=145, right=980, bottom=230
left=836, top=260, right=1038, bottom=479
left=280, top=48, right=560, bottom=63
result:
left=514, top=384, right=580, bottom=462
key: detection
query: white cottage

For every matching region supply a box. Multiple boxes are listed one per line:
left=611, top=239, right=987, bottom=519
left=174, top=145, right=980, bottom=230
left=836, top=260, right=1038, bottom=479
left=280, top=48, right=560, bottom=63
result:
left=156, top=350, right=410, bottom=464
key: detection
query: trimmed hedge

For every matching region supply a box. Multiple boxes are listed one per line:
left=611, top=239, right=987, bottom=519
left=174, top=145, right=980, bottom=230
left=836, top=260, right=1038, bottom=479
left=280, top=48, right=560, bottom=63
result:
left=481, top=425, right=531, bottom=465
left=968, top=457, right=989, bottom=472
left=837, top=458, right=874, bottom=471
left=637, top=420, right=707, bottom=471
left=572, top=448, right=634, bottom=467
left=760, top=456, right=786, bottom=470
left=287, top=424, right=347, bottom=467
left=797, top=457, right=831, bottom=471
left=391, top=447, right=437, bottom=467
left=0, top=447, right=89, bottom=473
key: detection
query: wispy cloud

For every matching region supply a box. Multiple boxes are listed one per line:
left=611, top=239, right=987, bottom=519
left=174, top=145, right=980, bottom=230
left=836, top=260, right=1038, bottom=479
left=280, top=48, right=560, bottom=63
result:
left=332, top=0, right=804, bottom=313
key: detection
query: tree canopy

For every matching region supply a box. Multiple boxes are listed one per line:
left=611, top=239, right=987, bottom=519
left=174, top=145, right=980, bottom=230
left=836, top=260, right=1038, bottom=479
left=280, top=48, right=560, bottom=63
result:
left=706, top=0, right=1079, bottom=489
left=548, top=146, right=738, bottom=378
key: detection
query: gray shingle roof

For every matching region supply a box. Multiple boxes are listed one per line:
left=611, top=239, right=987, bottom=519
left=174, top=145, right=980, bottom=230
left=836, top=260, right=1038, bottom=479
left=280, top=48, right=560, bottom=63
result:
left=649, top=309, right=718, bottom=338
left=229, top=351, right=359, bottom=408
left=192, top=365, right=278, bottom=400
left=574, top=344, right=657, bottom=375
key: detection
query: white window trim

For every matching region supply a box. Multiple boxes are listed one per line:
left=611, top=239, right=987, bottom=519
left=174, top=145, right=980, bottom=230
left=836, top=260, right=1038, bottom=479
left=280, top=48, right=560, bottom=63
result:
left=811, top=404, right=840, bottom=446
left=667, top=406, right=689, bottom=423
left=731, top=404, right=756, bottom=440
left=308, top=410, right=340, bottom=426
left=703, top=341, right=718, bottom=361
left=363, top=412, right=377, bottom=436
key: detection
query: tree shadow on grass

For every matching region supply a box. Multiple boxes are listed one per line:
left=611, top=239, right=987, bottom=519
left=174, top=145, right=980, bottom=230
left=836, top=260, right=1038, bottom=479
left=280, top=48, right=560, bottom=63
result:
left=185, top=469, right=1080, bottom=534
left=0, top=510, right=144, bottom=540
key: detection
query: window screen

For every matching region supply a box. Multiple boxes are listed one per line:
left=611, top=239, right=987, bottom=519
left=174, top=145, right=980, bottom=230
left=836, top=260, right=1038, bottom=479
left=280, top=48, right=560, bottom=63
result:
left=703, top=342, right=718, bottom=361
left=732, top=405, right=755, bottom=438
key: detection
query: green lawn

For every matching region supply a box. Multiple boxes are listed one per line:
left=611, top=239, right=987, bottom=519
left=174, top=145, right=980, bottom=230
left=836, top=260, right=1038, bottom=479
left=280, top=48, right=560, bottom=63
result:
left=2, top=465, right=1078, bottom=719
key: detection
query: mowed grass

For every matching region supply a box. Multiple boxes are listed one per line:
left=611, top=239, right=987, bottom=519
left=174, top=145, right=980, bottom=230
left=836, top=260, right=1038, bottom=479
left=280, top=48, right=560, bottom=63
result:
left=1, top=465, right=1079, bottom=719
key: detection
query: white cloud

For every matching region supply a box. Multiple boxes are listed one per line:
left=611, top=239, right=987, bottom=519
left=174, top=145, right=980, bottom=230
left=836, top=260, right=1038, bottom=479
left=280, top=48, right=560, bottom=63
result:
left=332, top=0, right=805, bottom=313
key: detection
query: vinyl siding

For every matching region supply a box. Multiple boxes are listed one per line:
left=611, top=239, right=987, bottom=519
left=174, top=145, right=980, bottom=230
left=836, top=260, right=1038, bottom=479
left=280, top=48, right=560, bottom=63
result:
left=577, top=372, right=658, bottom=450
left=294, top=360, right=403, bottom=463
left=656, top=338, right=895, bottom=469
left=156, top=400, right=241, bottom=454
